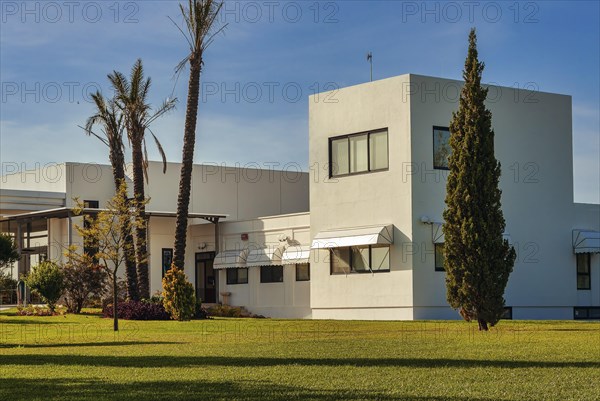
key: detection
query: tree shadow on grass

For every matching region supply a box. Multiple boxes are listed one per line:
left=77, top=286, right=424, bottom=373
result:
left=0, top=377, right=508, bottom=401
left=0, top=355, right=598, bottom=369
left=0, top=341, right=181, bottom=349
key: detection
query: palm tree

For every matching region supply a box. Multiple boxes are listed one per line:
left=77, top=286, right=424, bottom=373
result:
left=171, top=0, right=225, bottom=269
left=84, top=91, right=140, bottom=301
left=109, top=59, right=177, bottom=299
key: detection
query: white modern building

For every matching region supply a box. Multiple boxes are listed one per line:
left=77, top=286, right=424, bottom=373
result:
left=1, top=74, right=599, bottom=320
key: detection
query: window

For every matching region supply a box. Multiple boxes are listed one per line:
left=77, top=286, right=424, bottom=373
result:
left=226, top=268, right=248, bottom=285
left=574, top=307, right=600, bottom=320
left=329, top=129, right=388, bottom=177
left=162, top=248, right=173, bottom=278
left=435, top=243, right=445, bottom=271
left=501, top=307, right=513, bottom=320
left=330, top=246, right=390, bottom=274
left=433, top=126, right=451, bottom=169
left=83, top=200, right=99, bottom=209
left=577, top=253, right=591, bottom=290
left=261, top=265, right=284, bottom=283
left=83, top=200, right=99, bottom=261
left=296, top=263, right=310, bottom=281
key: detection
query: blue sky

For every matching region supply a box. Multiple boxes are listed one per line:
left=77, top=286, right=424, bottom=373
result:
left=1, top=1, right=598, bottom=203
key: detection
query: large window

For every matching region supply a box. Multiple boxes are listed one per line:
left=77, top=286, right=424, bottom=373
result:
left=330, top=129, right=388, bottom=177
left=260, top=265, right=284, bottom=283
left=296, top=263, right=310, bottom=281
left=226, top=268, right=248, bottom=285
left=577, top=253, right=591, bottom=290
left=434, top=243, right=445, bottom=271
left=433, top=126, right=451, bottom=169
left=330, top=245, right=390, bottom=274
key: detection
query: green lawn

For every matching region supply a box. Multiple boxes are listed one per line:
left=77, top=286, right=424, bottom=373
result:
left=0, top=311, right=599, bottom=401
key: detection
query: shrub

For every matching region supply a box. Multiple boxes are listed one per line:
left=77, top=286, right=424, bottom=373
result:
left=162, top=266, right=195, bottom=321
left=207, top=304, right=243, bottom=318
left=62, top=251, right=107, bottom=314
left=102, top=300, right=170, bottom=320
left=195, top=298, right=209, bottom=320
left=23, top=261, right=64, bottom=313
left=16, top=305, right=66, bottom=316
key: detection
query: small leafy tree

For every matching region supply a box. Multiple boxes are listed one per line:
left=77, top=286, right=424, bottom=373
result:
left=76, top=183, right=143, bottom=331
left=443, top=28, right=516, bottom=331
left=0, top=233, right=19, bottom=271
left=23, top=261, right=64, bottom=313
left=162, top=266, right=196, bottom=321
left=62, top=248, right=107, bottom=314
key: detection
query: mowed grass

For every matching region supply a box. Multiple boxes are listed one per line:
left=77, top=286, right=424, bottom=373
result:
left=0, top=310, right=599, bottom=401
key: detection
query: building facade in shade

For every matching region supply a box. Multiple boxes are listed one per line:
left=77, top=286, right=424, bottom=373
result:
left=1, top=74, right=599, bottom=320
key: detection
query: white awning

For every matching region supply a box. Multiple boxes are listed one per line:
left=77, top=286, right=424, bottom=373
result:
left=282, top=245, right=311, bottom=265
left=573, top=230, right=600, bottom=254
left=311, top=225, right=394, bottom=249
left=213, top=249, right=249, bottom=269
left=246, top=245, right=286, bottom=267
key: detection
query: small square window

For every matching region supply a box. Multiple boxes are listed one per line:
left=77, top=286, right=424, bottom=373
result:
left=226, top=268, right=248, bottom=285
left=260, top=265, right=284, bottom=283
left=296, top=264, right=310, bottom=281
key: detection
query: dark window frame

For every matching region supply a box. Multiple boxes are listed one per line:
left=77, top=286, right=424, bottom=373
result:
left=501, top=307, right=513, bottom=320
left=577, top=253, right=591, bottom=290
left=329, top=128, right=389, bottom=178
left=432, top=126, right=451, bottom=170
left=574, top=307, right=600, bottom=320
left=226, top=268, right=248, bottom=285
left=260, top=265, right=284, bottom=283
left=330, top=245, right=391, bottom=275
left=83, top=200, right=100, bottom=261
left=83, top=200, right=100, bottom=209
left=295, top=263, right=310, bottom=281
left=162, top=248, right=173, bottom=278
left=434, top=243, right=445, bottom=272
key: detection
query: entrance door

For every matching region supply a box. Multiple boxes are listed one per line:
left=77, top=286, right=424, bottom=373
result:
left=195, top=252, right=216, bottom=303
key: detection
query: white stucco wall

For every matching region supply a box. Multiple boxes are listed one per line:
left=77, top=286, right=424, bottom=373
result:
left=308, top=75, right=414, bottom=320
left=217, top=212, right=311, bottom=318
left=407, top=74, right=600, bottom=320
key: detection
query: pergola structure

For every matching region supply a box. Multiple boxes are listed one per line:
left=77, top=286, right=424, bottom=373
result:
left=0, top=207, right=227, bottom=282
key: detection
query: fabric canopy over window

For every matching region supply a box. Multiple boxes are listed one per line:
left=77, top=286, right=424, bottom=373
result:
left=213, top=249, right=250, bottom=269
left=246, top=245, right=286, bottom=267
left=311, top=225, right=394, bottom=249
left=282, top=245, right=311, bottom=265
left=573, top=230, right=600, bottom=254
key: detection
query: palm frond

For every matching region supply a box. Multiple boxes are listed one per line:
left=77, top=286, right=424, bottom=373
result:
left=148, top=128, right=168, bottom=173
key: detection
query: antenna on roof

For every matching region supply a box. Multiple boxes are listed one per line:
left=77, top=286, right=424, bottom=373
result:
left=366, top=52, right=373, bottom=82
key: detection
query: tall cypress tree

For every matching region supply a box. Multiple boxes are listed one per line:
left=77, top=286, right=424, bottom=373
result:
left=443, top=28, right=516, bottom=331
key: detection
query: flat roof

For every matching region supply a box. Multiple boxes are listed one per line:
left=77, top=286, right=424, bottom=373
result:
left=0, top=207, right=228, bottom=222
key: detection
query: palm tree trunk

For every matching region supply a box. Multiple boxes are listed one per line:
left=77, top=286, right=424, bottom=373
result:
left=131, top=138, right=150, bottom=299
left=109, top=144, right=139, bottom=301
left=173, top=57, right=202, bottom=269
